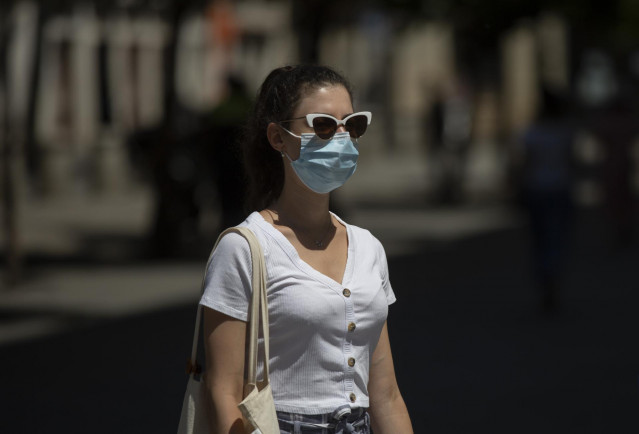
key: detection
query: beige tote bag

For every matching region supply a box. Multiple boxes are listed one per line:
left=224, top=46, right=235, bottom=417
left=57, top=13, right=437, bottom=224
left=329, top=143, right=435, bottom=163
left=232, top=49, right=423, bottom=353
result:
left=177, top=227, right=279, bottom=434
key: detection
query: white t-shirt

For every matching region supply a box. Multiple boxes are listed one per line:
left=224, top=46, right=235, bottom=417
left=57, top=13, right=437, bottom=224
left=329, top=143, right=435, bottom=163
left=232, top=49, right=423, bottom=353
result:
left=200, top=211, right=396, bottom=415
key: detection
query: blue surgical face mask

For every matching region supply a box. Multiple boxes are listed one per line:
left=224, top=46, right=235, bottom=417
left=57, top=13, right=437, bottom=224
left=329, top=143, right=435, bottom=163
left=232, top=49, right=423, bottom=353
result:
left=282, top=129, right=359, bottom=194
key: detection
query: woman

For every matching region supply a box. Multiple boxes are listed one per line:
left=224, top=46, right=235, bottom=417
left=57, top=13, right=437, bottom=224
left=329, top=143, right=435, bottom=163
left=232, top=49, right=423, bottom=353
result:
left=201, top=65, right=413, bottom=433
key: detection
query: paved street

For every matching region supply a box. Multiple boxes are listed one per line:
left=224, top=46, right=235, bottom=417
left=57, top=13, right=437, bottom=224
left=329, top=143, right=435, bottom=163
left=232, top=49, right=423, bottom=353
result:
left=1, top=174, right=638, bottom=432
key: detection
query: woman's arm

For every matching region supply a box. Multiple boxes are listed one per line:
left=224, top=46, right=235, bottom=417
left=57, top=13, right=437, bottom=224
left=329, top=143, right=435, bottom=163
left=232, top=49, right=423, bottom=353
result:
left=368, top=321, right=413, bottom=433
left=203, top=307, right=248, bottom=434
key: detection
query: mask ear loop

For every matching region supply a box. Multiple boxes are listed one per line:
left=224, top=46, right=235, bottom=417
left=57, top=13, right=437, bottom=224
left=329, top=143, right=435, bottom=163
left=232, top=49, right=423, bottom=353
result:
left=281, top=150, right=294, bottom=162
left=279, top=147, right=292, bottom=162
left=277, top=124, right=297, bottom=160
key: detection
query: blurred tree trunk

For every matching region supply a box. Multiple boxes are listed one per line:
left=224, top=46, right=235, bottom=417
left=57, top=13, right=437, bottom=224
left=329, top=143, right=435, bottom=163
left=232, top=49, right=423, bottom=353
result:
left=162, top=0, right=188, bottom=127
left=292, top=0, right=324, bottom=64
left=24, top=1, right=44, bottom=190
left=147, top=0, right=189, bottom=257
left=1, top=7, right=21, bottom=286
left=0, top=1, right=43, bottom=285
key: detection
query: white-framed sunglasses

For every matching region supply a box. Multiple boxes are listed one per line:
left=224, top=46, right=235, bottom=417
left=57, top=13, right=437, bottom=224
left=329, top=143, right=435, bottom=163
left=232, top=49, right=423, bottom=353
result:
left=278, top=111, right=372, bottom=139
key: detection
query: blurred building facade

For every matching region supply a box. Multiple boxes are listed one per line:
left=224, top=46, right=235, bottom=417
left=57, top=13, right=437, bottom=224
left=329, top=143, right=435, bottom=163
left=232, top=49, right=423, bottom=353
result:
left=2, top=0, right=639, bottom=265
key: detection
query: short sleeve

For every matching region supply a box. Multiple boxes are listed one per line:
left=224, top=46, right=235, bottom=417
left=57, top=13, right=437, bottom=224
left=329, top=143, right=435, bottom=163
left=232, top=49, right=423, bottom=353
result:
left=375, top=237, right=396, bottom=305
left=199, top=231, right=253, bottom=321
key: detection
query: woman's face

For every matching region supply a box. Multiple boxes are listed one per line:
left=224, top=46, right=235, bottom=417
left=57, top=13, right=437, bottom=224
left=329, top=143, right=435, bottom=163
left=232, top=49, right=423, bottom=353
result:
left=281, top=84, right=354, bottom=160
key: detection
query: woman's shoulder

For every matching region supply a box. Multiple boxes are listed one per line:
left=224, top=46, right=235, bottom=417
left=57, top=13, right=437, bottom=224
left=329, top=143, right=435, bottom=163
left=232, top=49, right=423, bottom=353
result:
left=214, top=212, right=256, bottom=244
left=333, top=213, right=384, bottom=250
left=215, top=211, right=271, bottom=254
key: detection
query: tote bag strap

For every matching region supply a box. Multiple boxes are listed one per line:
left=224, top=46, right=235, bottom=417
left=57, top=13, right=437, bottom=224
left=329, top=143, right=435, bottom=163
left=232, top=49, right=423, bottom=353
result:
left=187, top=227, right=269, bottom=385
left=240, top=227, right=270, bottom=385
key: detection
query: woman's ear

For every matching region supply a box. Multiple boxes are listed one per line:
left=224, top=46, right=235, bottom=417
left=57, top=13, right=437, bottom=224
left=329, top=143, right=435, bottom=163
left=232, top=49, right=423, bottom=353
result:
left=266, top=122, right=285, bottom=153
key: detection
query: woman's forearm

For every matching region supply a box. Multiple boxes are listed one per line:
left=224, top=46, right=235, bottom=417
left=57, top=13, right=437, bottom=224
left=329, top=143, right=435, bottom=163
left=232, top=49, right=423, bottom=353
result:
left=203, top=310, right=248, bottom=434
left=207, top=386, right=247, bottom=434
left=369, top=391, right=413, bottom=434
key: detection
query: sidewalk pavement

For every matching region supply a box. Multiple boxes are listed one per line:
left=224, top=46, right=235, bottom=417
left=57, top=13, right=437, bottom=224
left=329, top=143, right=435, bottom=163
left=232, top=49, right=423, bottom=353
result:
left=0, top=202, right=521, bottom=346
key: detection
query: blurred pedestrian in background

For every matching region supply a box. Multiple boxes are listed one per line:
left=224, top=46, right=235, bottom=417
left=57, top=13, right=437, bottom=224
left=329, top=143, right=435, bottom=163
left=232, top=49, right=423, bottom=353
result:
left=127, top=74, right=251, bottom=258
left=200, top=65, right=413, bottom=433
left=200, top=74, right=252, bottom=232
left=590, top=92, right=639, bottom=248
left=425, top=75, right=474, bottom=205
left=517, top=88, right=576, bottom=312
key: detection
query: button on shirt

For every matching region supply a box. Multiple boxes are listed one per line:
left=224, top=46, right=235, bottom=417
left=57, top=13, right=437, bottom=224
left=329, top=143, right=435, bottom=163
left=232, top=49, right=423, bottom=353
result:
left=200, top=212, right=396, bottom=415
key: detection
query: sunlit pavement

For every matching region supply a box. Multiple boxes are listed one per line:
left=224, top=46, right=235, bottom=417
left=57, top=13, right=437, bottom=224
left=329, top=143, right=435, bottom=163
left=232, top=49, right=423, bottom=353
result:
left=0, top=196, right=520, bottom=346
left=1, top=170, right=639, bottom=432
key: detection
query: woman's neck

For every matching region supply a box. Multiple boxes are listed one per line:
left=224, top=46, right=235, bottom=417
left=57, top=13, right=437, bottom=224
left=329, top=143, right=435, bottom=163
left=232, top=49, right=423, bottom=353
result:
left=270, top=184, right=331, bottom=231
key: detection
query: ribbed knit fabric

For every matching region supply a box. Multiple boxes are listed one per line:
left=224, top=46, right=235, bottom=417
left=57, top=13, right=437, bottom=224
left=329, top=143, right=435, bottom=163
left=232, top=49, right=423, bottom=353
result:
left=200, top=212, right=396, bottom=414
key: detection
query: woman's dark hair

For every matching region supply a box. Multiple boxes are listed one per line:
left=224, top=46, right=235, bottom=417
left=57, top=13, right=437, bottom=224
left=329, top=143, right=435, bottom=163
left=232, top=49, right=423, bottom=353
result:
left=242, top=65, right=353, bottom=212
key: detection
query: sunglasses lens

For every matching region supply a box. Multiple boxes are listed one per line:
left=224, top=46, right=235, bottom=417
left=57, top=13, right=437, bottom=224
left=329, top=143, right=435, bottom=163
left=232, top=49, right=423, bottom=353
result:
left=311, top=117, right=337, bottom=139
left=345, top=115, right=368, bottom=138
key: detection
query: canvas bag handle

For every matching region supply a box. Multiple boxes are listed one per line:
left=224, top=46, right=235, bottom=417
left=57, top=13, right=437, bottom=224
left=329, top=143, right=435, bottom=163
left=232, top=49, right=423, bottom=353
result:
left=188, top=227, right=270, bottom=386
